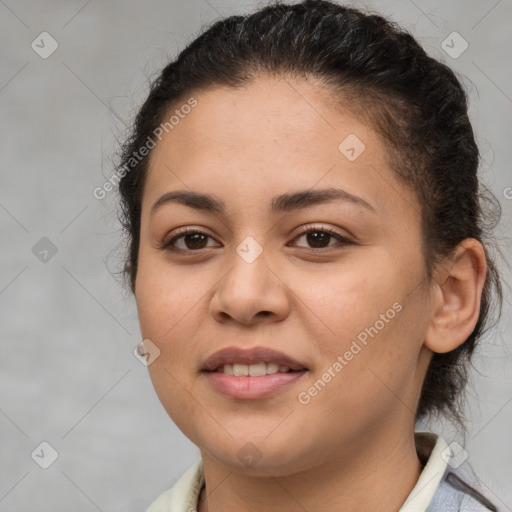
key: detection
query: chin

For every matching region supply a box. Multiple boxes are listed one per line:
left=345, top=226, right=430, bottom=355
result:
left=199, top=430, right=315, bottom=476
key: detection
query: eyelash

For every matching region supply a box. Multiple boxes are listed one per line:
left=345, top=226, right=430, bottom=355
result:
left=160, top=225, right=354, bottom=253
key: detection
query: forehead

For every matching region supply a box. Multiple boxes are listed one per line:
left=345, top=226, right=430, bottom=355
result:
left=142, top=76, right=420, bottom=223
left=153, top=77, right=355, bottom=159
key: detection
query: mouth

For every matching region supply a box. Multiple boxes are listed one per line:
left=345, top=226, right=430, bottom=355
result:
left=201, top=346, right=309, bottom=399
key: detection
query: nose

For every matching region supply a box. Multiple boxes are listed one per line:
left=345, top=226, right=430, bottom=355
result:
left=209, top=240, right=291, bottom=325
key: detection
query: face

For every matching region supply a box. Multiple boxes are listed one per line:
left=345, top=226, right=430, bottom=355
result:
left=135, top=76, right=434, bottom=476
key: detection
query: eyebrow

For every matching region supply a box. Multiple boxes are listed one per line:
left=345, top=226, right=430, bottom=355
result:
left=150, top=187, right=376, bottom=216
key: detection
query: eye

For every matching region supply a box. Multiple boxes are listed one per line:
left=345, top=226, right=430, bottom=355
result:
left=289, top=225, right=354, bottom=251
left=161, top=229, right=221, bottom=252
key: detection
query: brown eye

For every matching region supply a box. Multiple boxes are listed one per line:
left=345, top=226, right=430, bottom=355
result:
left=162, top=230, right=220, bottom=252
left=290, top=227, right=353, bottom=250
left=301, top=231, right=332, bottom=249
left=179, top=232, right=209, bottom=250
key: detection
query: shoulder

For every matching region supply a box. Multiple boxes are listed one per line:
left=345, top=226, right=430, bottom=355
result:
left=428, top=467, right=499, bottom=511
left=422, top=434, right=499, bottom=511
left=404, top=432, right=499, bottom=512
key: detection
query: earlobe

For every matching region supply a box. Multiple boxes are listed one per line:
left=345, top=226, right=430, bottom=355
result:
left=424, top=239, right=487, bottom=354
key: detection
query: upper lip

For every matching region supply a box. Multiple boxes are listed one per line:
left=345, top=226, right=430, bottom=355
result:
left=201, top=346, right=308, bottom=372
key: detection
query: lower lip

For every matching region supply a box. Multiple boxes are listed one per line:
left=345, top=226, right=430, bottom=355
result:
left=202, top=370, right=307, bottom=399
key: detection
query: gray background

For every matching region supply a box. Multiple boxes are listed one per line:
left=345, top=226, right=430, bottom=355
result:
left=1, top=0, right=511, bottom=510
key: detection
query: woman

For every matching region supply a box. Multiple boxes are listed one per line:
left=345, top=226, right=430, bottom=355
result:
left=118, top=1, right=504, bottom=510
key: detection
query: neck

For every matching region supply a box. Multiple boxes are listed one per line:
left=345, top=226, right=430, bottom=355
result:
left=197, top=425, right=423, bottom=512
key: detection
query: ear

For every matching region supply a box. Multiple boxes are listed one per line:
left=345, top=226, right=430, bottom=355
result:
left=424, top=238, right=487, bottom=354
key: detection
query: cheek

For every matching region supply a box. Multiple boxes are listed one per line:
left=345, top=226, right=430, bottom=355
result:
left=289, top=254, right=402, bottom=354
left=291, top=253, right=426, bottom=407
left=134, top=258, right=205, bottom=405
left=135, top=250, right=203, bottom=339
left=135, top=261, right=209, bottom=437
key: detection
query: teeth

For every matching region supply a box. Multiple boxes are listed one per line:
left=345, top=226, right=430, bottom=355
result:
left=266, top=363, right=280, bottom=374
left=216, top=362, right=293, bottom=376
left=233, top=363, right=249, bottom=377
left=248, top=363, right=266, bottom=377
left=223, top=364, right=234, bottom=376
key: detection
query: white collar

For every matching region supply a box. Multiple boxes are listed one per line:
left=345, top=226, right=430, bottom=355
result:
left=146, top=432, right=449, bottom=512
left=399, top=432, right=449, bottom=511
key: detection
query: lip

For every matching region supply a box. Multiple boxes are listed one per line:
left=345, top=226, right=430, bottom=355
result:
left=201, top=346, right=308, bottom=372
left=203, top=370, right=307, bottom=399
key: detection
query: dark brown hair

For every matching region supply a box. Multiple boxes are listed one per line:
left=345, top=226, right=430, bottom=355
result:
left=116, top=0, right=503, bottom=429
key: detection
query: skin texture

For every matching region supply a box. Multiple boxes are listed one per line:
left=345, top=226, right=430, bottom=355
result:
left=134, top=76, right=487, bottom=512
